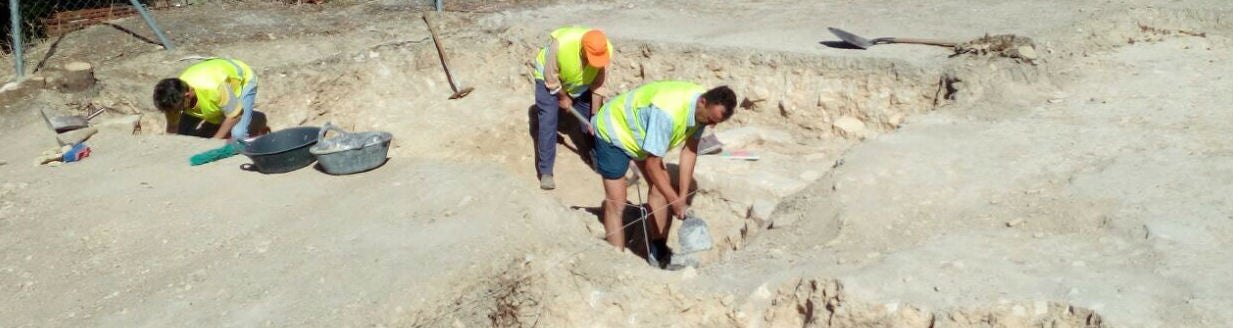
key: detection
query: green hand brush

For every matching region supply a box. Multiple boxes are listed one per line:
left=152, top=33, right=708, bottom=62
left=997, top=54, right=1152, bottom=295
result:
left=189, top=143, right=239, bottom=166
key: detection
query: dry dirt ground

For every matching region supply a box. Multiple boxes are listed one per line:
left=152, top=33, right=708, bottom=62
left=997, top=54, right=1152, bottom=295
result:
left=1, top=0, right=1231, bottom=327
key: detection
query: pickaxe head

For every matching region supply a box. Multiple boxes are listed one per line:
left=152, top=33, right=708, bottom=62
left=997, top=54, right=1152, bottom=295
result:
left=449, top=87, right=475, bottom=100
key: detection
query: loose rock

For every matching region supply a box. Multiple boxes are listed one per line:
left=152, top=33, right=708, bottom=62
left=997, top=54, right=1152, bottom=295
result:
left=98, top=115, right=143, bottom=135
left=749, top=86, right=770, bottom=102
left=832, top=116, right=867, bottom=140
left=1017, top=46, right=1038, bottom=60
left=715, top=126, right=794, bottom=149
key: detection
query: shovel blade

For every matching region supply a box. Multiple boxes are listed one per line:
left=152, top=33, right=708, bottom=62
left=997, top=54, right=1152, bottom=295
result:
left=39, top=109, right=89, bottom=133
left=50, top=115, right=89, bottom=133
left=827, top=27, right=873, bottom=49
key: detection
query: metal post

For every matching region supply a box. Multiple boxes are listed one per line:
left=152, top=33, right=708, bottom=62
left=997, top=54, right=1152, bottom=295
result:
left=129, top=0, right=175, bottom=50
left=434, top=0, right=442, bottom=12
left=9, top=0, right=23, bottom=79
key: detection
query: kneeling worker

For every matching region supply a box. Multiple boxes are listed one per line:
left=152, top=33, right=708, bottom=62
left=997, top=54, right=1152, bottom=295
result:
left=591, top=80, right=737, bottom=263
left=152, top=57, right=268, bottom=141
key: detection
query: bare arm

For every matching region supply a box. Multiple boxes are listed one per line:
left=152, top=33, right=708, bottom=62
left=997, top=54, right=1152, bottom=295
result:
left=213, top=116, right=239, bottom=139
left=644, top=156, right=685, bottom=218
left=677, top=136, right=700, bottom=213
left=590, top=68, right=607, bottom=116
left=214, top=83, right=244, bottom=140
left=557, top=87, right=572, bottom=106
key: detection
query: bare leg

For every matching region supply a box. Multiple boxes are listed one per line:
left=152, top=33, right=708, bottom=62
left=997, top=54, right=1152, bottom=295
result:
left=602, top=177, right=628, bottom=251
left=636, top=161, right=672, bottom=240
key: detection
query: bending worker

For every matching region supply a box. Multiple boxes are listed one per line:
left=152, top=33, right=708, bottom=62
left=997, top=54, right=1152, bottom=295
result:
left=152, top=57, right=268, bottom=141
left=591, top=80, right=737, bottom=265
left=532, top=27, right=612, bottom=190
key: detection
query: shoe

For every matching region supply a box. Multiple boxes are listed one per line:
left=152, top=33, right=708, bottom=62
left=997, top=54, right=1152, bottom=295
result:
left=539, top=175, right=555, bottom=190
left=646, top=242, right=663, bottom=268
left=646, top=240, right=672, bottom=269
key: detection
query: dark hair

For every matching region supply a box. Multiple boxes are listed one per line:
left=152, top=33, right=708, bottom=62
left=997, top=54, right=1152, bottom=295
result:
left=153, top=78, right=189, bottom=112
left=702, top=85, right=737, bottom=121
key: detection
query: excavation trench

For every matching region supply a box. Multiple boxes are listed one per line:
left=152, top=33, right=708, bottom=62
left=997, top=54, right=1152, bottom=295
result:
left=381, top=23, right=1114, bottom=327
left=187, top=11, right=1224, bottom=326
left=220, top=30, right=1064, bottom=326
left=549, top=39, right=1056, bottom=270
left=40, top=11, right=1052, bottom=272
left=402, top=27, right=1126, bottom=326
left=127, top=26, right=1051, bottom=269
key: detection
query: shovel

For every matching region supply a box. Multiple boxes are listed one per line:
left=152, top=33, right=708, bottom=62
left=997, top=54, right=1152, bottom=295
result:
left=38, top=106, right=103, bottom=134
left=827, top=27, right=956, bottom=49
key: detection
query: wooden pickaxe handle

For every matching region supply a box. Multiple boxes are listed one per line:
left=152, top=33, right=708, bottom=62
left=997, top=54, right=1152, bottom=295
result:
left=422, top=12, right=463, bottom=93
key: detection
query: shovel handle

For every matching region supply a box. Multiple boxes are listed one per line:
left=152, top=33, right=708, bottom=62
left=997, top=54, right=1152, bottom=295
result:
left=872, top=37, right=957, bottom=48
left=566, top=107, right=592, bottom=130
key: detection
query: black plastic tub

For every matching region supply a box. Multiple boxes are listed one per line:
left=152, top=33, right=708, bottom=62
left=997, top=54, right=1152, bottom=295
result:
left=239, top=126, right=321, bottom=174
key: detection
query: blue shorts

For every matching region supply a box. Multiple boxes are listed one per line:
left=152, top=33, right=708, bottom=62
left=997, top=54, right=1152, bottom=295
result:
left=594, top=137, right=631, bottom=180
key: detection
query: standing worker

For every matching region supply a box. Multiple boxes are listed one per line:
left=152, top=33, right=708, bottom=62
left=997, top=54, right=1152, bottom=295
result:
left=590, top=80, right=737, bottom=266
left=532, top=27, right=613, bottom=190
left=152, top=57, right=268, bottom=141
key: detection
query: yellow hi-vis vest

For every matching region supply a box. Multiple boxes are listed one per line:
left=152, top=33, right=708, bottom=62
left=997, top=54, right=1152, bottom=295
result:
left=594, top=81, right=704, bottom=160
left=179, top=58, right=255, bottom=124
left=533, top=27, right=613, bottom=98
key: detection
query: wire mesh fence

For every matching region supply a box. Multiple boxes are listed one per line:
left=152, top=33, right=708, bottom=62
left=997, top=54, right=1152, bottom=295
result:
left=3, top=0, right=181, bottom=79
left=4, top=1, right=169, bottom=52
left=3, top=0, right=509, bottom=79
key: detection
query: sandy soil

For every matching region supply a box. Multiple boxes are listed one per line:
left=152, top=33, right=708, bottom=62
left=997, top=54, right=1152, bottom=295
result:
left=1, top=0, right=1231, bottom=327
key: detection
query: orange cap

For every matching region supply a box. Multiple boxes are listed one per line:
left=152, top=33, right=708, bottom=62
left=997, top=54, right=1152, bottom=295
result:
left=582, top=30, right=610, bottom=68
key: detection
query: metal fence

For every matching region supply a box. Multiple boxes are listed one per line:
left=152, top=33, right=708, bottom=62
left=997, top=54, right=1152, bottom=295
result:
left=3, top=0, right=480, bottom=81
left=4, top=0, right=174, bottom=80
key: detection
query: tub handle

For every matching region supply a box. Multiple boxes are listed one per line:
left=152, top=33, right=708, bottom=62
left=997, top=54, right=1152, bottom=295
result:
left=319, top=121, right=352, bottom=140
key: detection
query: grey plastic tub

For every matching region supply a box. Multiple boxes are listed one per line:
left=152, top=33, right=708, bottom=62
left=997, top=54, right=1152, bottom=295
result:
left=309, top=122, right=393, bottom=175
left=239, top=126, right=321, bottom=174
